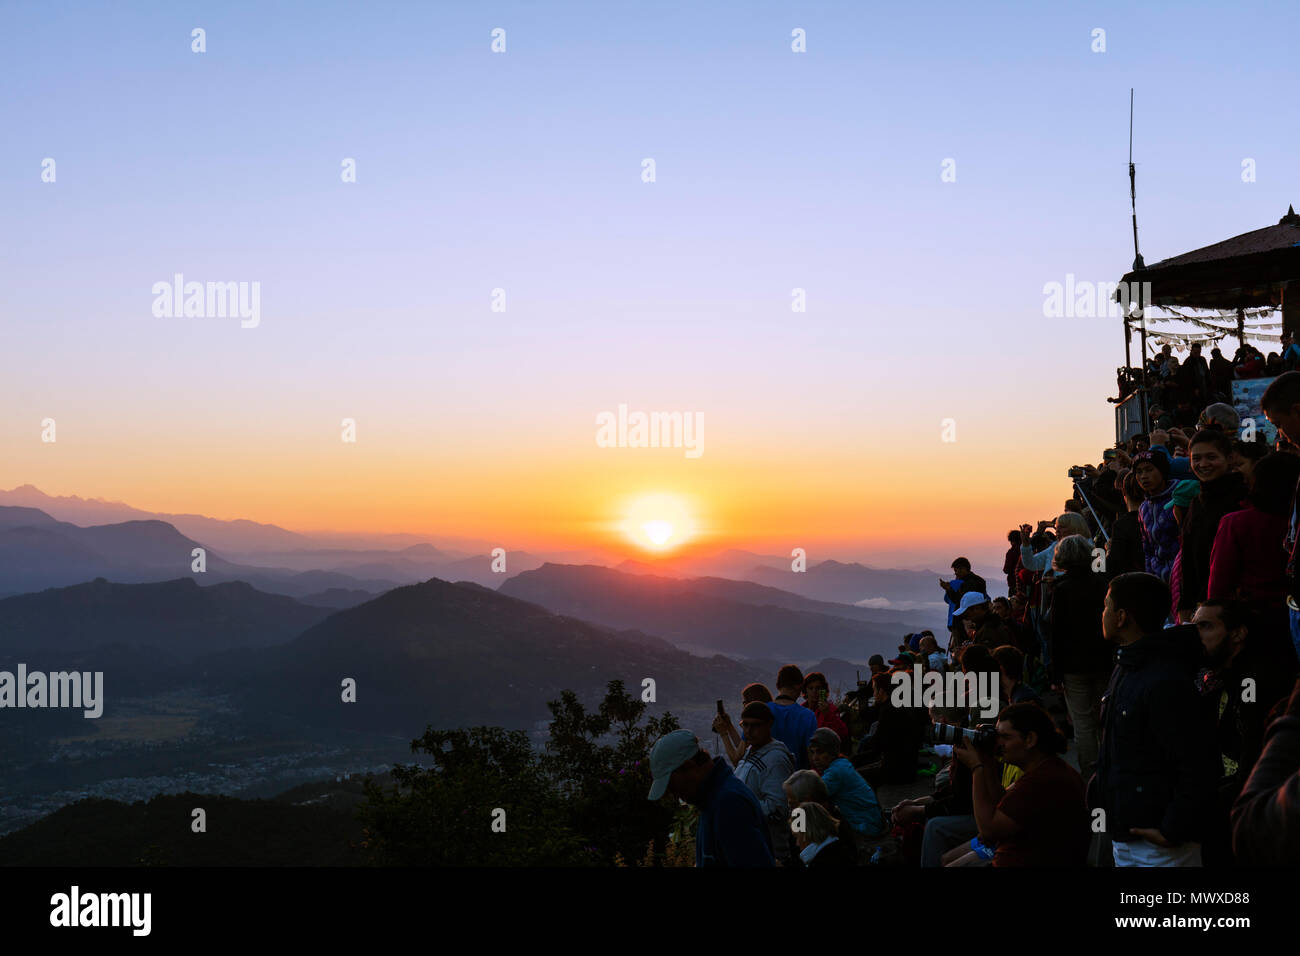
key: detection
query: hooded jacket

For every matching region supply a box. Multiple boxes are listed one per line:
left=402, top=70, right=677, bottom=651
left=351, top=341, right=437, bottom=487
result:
left=1138, top=480, right=1181, bottom=582
left=1093, top=625, right=1221, bottom=844
left=1177, top=471, right=1247, bottom=612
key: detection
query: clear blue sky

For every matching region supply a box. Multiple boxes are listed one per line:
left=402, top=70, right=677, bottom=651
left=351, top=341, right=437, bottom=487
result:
left=2, top=1, right=1297, bottom=572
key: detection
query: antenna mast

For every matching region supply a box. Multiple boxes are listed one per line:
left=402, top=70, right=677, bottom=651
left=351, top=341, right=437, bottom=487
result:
left=1129, top=89, right=1145, bottom=272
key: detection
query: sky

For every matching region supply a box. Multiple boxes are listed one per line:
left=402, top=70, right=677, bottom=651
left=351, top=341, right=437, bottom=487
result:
left=3, top=1, right=1298, bottom=574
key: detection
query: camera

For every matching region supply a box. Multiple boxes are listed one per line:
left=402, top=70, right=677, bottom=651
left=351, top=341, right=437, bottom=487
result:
left=1067, top=466, right=1086, bottom=479
left=933, top=723, right=997, bottom=748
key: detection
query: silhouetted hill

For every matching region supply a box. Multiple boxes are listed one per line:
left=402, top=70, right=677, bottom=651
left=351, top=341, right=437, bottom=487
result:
left=0, top=505, right=62, bottom=531
left=433, top=551, right=545, bottom=587
left=0, top=485, right=311, bottom=553
left=0, top=793, right=363, bottom=865
left=217, top=577, right=765, bottom=735
left=299, top=587, right=378, bottom=609
left=497, top=564, right=907, bottom=661
left=0, top=577, right=331, bottom=657
left=0, top=508, right=240, bottom=595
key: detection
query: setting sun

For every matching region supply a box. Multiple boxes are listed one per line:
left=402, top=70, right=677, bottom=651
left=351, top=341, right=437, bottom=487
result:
left=624, top=494, right=695, bottom=552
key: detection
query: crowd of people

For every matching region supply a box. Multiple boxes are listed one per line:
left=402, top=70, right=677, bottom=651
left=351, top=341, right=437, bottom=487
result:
left=1114, top=336, right=1300, bottom=413
left=645, top=373, right=1300, bottom=868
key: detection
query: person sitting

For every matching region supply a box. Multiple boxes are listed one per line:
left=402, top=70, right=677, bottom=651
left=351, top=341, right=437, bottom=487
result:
left=991, top=645, right=1040, bottom=705
left=807, top=727, right=885, bottom=838
left=801, top=671, right=850, bottom=749
left=647, top=730, right=774, bottom=867
left=952, top=702, right=1090, bottom=867
left=731, top=702, right=797, bottom=863
left=783, top=769, right=860, bottom=856
left=712, top=682, right=776, bottom=766
left=919, top=633, right=947, bottom=674
left=793, top=801, right=856, bottom=867
left=769, top=665, right=820, bottom=771
left=952, top=592, right=1013, bottom=649
left=850, top=673, right=922, bottom=786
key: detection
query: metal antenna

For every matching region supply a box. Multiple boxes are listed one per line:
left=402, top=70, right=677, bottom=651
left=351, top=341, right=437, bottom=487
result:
left=1129, top=89, right=1145, bottom=271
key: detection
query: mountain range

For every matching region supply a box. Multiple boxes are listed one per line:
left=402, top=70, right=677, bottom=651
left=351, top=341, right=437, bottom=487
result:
left=497, top=563, right=925, bottom=661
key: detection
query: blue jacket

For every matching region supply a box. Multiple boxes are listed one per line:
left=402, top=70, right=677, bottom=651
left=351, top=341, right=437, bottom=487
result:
left=769, top=700, right=819, bottom=770
left=822, top=756, right=885, bottom=836
left=694, top=757, right=775, bottom=867
left=1093, top=626, right=1220, bottom=845
left=1138, top=481, right=1181, bottom=582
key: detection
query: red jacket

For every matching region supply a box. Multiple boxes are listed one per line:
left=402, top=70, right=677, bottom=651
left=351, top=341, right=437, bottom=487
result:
left=1207, top=505, right=1289, bottom=609
left=805, top=700, right=850, bottom=747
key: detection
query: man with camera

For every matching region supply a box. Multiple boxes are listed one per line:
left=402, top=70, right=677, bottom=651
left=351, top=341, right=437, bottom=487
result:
left=952, top=702, right=1089, bottom=866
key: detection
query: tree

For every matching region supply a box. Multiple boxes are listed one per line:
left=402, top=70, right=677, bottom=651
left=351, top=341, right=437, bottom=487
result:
left=543, top=680, right=680, bottom=865
left=358, top=726, right=586, bottom=866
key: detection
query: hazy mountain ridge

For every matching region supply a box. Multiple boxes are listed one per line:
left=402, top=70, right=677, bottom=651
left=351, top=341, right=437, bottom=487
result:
left=0, top=577, right=332, bottom=657
left=201, top=576, right=771, bottom=737
left=497, top=563, right=921, bottom=661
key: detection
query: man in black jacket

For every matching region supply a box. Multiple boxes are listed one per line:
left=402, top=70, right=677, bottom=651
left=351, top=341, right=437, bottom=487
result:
left=1094, top=572, right=1220, bottom=866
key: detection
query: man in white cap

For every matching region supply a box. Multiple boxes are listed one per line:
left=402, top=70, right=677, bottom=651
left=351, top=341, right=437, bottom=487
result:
left=953, top=591, right=1012, bottom=649
left=647, top=729, right=775, bottom=866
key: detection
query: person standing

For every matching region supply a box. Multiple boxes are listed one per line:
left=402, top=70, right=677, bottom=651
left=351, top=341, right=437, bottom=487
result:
left=1094, top=573, right=1220, bottom=866
left=1003, top=530, right=1022, bottom=594
left=1045, top=535, right=1114, bottom=784
left=1107, top=469, right=1147, bottom=576
left=942, top=557, right=987, bottom=652
left=1261, top=371, right=1300, bottom=663
left=1176, top=430, right=1247, bottom=623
